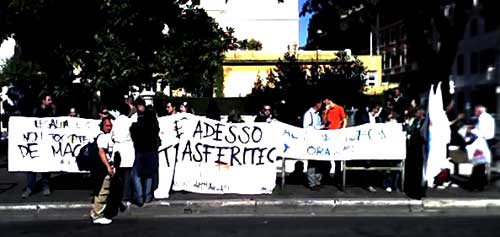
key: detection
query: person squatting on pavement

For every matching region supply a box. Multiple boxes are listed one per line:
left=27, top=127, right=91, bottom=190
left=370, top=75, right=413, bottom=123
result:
left=22, top=93, right=55, bottom=198
left=90, top=117, right=118, bottom=225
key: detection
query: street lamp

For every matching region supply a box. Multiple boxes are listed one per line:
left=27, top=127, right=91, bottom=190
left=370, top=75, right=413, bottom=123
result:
left=316, top=29, right=323, bottom=79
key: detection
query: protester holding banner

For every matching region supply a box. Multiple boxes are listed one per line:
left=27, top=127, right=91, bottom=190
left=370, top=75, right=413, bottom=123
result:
left=322, top=96, right=347, bottom=185
left=323, top=97, right=347, bottom=130
left=22, top=93, right=55, bottom=198
left=180, top=101, right=194, bottom=114
left=130, top=106, right=160, bottom=206
left=352, top=102, right=381, bottom=192
left=255, top=104, right=274, bottom=123
left=303, top=99, right=325, bottom=191
left=90, top=117, right=116, bottom=225
left=165, top=101, right=178, bottom=116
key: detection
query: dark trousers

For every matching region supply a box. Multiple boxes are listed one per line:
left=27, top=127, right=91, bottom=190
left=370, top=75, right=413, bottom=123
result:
left=26, top=172, right=50, bottom=191
left=121, top=168, right=132, bottom=201
left=469, top=164, right=487, bottom=191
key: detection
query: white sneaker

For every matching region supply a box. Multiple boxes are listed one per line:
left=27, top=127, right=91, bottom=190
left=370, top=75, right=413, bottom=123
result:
left=385, top=187, right=392, bottom=193
left=21, top=189, right=32, bottom=198
left=93, top=217, right=112, bottom=225
left=367, top=186, right=376, bottom=192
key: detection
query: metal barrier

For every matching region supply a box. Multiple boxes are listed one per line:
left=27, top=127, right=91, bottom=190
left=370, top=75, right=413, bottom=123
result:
left=341, top=160, right=405, bottom=191
left=277, top=158, right=406, bottom=191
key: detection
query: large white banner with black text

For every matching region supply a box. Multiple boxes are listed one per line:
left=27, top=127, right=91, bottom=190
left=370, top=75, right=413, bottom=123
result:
left=9, top=115, right=406, bottom=195
left=171, top=116, right=279, bottom=194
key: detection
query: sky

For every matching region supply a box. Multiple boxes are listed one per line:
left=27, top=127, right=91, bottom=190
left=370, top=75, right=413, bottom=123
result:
left=299, top=0, right=311, bottom=47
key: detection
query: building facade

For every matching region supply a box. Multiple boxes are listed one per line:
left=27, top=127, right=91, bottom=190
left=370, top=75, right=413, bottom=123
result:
left=450, top=1, right=500, bottom=115
left=222, top=50, right=382, bottom=97
left=198, top=0, right=299, bottom=52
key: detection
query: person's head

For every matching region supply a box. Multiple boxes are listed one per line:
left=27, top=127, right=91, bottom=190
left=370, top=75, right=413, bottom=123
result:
left=262, top=104, right=272, bottom=117
left=98, top=106, right=110, bottom=119
left=369, top=103, right=380, bottom=115
left=134, top=97, right=146, bottom=113
left=228, top=110, right=244, bottom=123
left=40, top=93, right=53, bottom=107
left=124, top=95, right=134, bottom=106
left=293, top=161, right=304, bottom=172
left=414, top=107, right=426, bottom=120
left=394, top=88, right=402, bottom=97
left=180, top=101, right=192, bottom=113
left=166, top=101, right=177, bottom=115
left=68, top=107, right=78, bottom=117
left=311, top=98, right=322, bottom=111
left=118, top=103, right=131, bottom=116
left=323, top=97, right=336, bottom=109
left=474, top=105, right=487, bottom=117
left=100, top=117, right=113, bottom=133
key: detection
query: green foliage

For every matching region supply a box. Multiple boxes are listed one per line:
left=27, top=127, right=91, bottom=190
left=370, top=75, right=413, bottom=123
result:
left=251, top=50, right=366, bottom=124
left=165, top=7, right=234, bottom=97
left=0, top=0, right=234, bottom=108
left=235, top=38, right=263, bottom=51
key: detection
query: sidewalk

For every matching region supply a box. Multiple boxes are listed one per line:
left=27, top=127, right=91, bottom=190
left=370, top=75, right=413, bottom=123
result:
left=2, top=152, right=500, bottom=212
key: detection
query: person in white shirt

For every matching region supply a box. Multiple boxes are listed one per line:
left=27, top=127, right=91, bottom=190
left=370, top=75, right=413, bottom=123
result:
left=303, top=99, right=325, bottom=191
left=303, top=100, right=324, bottom=130
left=112, top=103, right=135, bottom=202
left=91, top=118, right=115, bottom=225
left=464, top=105, right=495, bottom=191
left=471, top=105, right=495, bottom=141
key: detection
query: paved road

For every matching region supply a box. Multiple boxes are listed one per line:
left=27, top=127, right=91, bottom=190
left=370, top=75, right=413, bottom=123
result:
left=2, top=216, right=499, bottom=237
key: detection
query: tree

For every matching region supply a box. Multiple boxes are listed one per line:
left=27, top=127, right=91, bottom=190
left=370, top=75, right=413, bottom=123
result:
left=302, top=0, right=473, bottom=104
left=251, top=50, right=366, bottom=124
left=0, top=0, right=234, bottom=113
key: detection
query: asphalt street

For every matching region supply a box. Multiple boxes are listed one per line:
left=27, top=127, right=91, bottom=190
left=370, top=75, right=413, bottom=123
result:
left=1, top=216, right=500, bottom=237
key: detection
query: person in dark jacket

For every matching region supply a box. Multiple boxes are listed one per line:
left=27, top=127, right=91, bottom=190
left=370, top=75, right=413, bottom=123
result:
left=130, top=106, right=160, bottom=206
left=22, top=93, right=55, bottom=198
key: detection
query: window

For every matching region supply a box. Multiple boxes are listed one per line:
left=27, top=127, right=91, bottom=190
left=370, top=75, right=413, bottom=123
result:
left=470, top=18, right=478, bottom=37
left=379, top=32, right=386, bottom=46
left=400, top=25, right=407, bottom=40
left=480, top=49, right=496, bottom=73
left=365, top=71, right=378, bottom=86
left=392, top=47, right=399, bottom=67
left=456, top=54, right=464, bottom=75
left=471, top=52, right=479, bottom=74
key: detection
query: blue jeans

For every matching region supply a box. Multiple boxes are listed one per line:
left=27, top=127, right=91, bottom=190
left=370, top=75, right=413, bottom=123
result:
left=131, top=165, right=152, bottom=204
left=26, top=172, right=50, bottom=191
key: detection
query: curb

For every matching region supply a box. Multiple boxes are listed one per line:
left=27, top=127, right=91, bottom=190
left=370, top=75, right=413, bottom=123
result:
left=2, top=198, right=500, bottom=211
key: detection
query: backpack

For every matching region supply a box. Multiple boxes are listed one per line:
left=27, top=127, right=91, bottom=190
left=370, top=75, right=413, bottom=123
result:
left=76, top=134, right=101, bottom=171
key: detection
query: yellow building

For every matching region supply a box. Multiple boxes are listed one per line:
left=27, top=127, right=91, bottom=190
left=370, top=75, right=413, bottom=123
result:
left=222, top=50, right=392, bottom=97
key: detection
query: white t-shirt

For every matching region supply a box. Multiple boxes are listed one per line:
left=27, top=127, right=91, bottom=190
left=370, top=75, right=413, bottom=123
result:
left=97, top=132, right=114, bottom=163
left=473, top=112, right=495, bottom=140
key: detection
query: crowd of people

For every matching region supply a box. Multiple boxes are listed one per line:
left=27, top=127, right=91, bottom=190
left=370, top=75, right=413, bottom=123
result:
left=4, top=87, right=497, bottom=224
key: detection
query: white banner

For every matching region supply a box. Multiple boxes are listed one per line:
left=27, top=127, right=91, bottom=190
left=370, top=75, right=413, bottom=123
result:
left=153, top=114, right=190, bottom=198
left=172, top=117, right=279, bottom=194
left=8, top=115, right=407, bottom=196
left=8, top=116, right=100, bottom=172
left=277, top=121, right=406, bottom=161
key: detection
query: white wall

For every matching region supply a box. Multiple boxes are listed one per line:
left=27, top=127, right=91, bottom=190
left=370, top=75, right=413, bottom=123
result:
left=200, top=0, right=299, bottom=52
